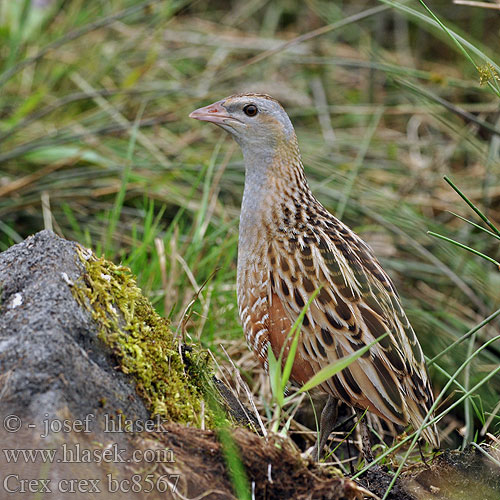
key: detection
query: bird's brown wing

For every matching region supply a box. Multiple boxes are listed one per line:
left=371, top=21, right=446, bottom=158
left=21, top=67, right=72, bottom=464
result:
left=268, top=212, right=439, bottom=447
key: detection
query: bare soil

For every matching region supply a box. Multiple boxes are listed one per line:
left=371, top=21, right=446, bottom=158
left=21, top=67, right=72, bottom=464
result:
left=136, top=422, right=369, bottom=499
left=134, top=422, right=500, bottom=500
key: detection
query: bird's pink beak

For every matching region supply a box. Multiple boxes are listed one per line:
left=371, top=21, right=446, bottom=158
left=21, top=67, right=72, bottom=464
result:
left=189, top=100, right=233, bottom=125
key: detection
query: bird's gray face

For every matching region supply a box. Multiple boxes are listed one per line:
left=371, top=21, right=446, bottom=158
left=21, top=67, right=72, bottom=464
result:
left=189, top=94, right=295, bottom=151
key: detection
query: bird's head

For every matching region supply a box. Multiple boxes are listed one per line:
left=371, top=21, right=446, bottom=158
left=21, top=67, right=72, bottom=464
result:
left=189, top=93, right=296, bottom=152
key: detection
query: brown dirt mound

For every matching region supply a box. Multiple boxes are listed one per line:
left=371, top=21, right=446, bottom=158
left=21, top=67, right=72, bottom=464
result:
left=136, top=422, right=370, bottom=500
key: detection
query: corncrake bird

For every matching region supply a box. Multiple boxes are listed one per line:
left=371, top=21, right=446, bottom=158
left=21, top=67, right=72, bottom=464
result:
left=190, top=93, right=439, bottom=460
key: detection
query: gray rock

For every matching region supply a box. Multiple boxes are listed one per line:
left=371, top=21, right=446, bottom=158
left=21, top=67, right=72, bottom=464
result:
left=0, top=230, right=149, bottom=433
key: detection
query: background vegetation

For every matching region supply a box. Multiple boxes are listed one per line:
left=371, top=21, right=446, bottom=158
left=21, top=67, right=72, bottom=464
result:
left=1, top=0, right=499, bottom=458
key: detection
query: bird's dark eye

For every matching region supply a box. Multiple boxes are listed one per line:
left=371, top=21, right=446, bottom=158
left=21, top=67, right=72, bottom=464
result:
left=243, top=104, right=258, bottom=117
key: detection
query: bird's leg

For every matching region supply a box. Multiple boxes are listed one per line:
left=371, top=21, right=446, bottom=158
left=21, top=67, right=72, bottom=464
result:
left=355, top=408, right=374, bottom=463
left=418, top=440, right=430, bottom=467
left=312, top=395, right=338, bottom=461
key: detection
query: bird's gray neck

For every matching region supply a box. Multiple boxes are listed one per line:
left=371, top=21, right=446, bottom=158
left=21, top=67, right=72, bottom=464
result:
left=238, top=138, right=309, bottom=244
left=236, top=148, right=275, bottom=291
left=239, top=145, right=274, bottom=224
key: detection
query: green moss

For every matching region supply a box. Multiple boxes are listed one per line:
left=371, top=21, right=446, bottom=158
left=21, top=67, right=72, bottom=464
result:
left=71, top=245, right=214, bottom=427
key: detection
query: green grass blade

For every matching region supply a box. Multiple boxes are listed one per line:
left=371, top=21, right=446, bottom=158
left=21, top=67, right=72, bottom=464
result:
left=380, top=0, right=500, bottom=95
left=431, top=360, right=483, bottom=421
left=287, top=332, right=388, bottom=398
left=337, top=107, right=383, bottom=219
left=208, top=390, right=251, bottom=500
left=280, top=322, right=302, bottom=394
left=192, top=137, right=223, bottom=246
left=354, top=334, right=500, bottom=498
left=354, top=333, right=500, bottom=480
left=395, top=78, right=500, bottom=137
left=427, top=231, right=500, bottom=267
left=105, top=101, right=145, bottom=253
left=470, top=442, right=500, bottom=468
left=444, top=176, right=500, bottom=237
left=0, top=0, right=164, bottom=88
left=429, top=307, right=500, bottom=365
left=267, top=344, right=283, bottom=407
left=417, top=0, right=478, bottom=70
left=416, top=0, right=500, bottom=96
left=449, top=211, right=500, bottom=242
left=217, top=426, right=251, bottom=500
left=280, top=288, right=320, bottom=392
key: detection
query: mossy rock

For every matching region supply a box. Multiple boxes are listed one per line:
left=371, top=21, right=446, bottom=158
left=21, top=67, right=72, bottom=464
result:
left=71, top=245, right=214, bottom=427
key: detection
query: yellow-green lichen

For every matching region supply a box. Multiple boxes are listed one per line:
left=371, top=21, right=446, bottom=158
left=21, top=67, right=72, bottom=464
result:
left=71, top=245, right=214, bottom=427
